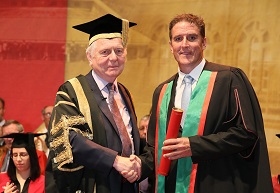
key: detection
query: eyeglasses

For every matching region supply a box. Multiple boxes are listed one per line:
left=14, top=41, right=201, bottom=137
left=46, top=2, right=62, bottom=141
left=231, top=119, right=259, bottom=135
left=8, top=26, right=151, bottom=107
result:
left=11, top=152, right=29, bottom=160
left=43, top=112, right=52, bottom=118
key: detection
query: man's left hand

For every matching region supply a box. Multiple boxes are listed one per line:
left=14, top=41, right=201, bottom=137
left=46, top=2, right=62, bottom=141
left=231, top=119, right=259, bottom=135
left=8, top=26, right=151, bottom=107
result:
left=162, top=137, right=192, bottom=160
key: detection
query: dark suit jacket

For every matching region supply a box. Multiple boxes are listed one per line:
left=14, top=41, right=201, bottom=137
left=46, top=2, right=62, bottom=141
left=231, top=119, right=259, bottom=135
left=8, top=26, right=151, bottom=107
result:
left=45, top=71, right=140, bottom=193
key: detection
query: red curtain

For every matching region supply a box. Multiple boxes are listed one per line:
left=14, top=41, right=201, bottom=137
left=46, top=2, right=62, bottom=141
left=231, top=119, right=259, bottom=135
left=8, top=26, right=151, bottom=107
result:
left=0, top=1, right=67, bottom=132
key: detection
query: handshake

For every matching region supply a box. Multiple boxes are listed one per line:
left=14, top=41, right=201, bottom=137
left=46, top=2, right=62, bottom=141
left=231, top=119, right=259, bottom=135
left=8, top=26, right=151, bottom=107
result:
left=113, top=154, right=141, bottom=183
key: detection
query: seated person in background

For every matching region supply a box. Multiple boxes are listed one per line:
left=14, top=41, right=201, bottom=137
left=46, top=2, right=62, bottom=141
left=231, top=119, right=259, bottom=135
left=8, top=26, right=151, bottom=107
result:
left=138, top=114, right=150, bottom=142
left=0, top=120, right=24, bottom=173
left=0, top=120, right=47, bottom=175
left=0, top=133, right=45, bottom=193
left=34, top=105, right=53, bottom=157
left=138, top=114, right=151, bottom=193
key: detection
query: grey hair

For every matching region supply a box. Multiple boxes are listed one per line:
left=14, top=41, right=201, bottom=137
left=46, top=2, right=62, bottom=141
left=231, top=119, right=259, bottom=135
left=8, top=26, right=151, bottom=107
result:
left=86, top=41, right=96, bottom=55
left=140, top=114, right=150, bottom=122
left=2, top=120, right=24, bottom=133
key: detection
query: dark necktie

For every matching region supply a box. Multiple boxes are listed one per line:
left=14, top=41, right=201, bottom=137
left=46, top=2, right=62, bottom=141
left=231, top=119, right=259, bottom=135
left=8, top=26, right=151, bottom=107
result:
left=181, top=75, right=194, bottom=127
left=107, top=83, right=132, bottom=157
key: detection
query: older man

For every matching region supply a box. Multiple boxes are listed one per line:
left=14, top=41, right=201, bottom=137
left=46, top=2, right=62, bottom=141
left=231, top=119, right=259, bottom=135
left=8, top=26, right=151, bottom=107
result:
left=34, top=105, right=54, bottom=157
left=45, top=14, right=140, bottom=193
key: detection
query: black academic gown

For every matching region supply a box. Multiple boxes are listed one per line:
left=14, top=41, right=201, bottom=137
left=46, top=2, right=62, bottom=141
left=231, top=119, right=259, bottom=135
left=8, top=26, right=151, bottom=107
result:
left=45, top=71, right=140, bottom=193
left=140, top=62, right=273, bottom=193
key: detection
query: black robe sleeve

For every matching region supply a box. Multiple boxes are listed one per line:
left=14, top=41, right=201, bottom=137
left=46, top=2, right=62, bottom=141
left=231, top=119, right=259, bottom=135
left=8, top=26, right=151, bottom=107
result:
left=45, top=80, right=118, bottom=193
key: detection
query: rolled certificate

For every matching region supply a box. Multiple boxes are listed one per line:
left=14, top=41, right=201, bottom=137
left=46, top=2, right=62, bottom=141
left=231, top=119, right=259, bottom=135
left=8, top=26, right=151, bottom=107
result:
left=158, top=107, right=183, bottom=176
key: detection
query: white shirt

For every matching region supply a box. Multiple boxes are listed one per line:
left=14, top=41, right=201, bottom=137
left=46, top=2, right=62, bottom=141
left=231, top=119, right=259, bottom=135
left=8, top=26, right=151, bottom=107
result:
left=174, top=59, right=206, bottom=109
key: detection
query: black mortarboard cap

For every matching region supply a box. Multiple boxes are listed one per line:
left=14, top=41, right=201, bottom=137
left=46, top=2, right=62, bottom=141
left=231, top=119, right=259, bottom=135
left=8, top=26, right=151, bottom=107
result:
left=277, top=134, right=280, bottom=138
left=0, top=132, right=45, bottom=148
left=72, top=14, right=136, bottom=46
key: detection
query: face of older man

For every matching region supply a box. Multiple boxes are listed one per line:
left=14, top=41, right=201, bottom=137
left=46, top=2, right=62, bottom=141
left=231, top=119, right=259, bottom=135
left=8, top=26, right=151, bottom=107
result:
left=87, top=38, right=127, bottom=83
